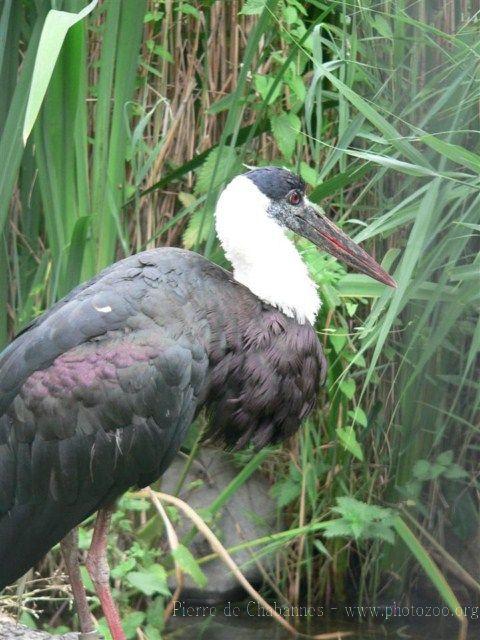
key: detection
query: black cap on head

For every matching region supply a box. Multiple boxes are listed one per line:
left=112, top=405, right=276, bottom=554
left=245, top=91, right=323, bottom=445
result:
left=245, top=166, right=305, bottom=200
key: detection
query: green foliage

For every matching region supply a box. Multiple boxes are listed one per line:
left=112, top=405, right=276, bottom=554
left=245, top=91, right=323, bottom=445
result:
left=126, top=565, right=170, bottom=597
left=323, top=497, right=395, bottom=544
left=271, top=112, right=301, bottom=159
left=270, top=461, right=302, bottom=508
left=240, top=0, right=268, bottom=16
left=171, top=545, right=207, bottom=588
left=413, top=451, right=468, bottom=482
left=335, top=426, right=363, bottom=461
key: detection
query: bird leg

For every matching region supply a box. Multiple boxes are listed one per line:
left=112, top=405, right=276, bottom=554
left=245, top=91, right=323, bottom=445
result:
left=60, top=528, right=100, bottom=638
left=85, top=506, right=126, bottom=640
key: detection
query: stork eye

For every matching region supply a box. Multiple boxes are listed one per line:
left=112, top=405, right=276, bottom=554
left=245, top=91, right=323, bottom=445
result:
left=288, top=190, right=302, bottom=205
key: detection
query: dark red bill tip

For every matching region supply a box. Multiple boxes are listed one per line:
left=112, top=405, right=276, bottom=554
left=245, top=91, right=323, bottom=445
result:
left=378, top=271, right=397, bottom=288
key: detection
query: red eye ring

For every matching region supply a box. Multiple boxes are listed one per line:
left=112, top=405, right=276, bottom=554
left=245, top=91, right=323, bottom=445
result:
left=288, top=190, right=301, bottom=205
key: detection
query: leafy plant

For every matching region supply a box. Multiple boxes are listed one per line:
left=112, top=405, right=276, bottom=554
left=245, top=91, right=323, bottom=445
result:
left=413, top=451, right=468, bottom=483
left=323, top=497, right=396, bottom=544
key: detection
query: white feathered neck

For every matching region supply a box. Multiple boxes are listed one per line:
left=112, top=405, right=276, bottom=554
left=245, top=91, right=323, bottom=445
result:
left=215, top=175, right=320, bottom=324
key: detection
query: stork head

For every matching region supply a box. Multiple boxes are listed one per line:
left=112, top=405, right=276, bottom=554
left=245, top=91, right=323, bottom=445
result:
left=243, top=166, right=396, bottom=288
left=215, top=166, right=395, bottom=323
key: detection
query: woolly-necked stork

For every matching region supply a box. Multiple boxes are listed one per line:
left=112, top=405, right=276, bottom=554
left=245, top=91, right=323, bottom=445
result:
left=0, top=167, right=395, bottom=638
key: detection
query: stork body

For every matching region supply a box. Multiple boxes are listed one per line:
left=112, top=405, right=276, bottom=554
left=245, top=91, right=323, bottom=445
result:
left=0, top=247, right=325, bottom=586
left=0, top=168, right=394, bottom=637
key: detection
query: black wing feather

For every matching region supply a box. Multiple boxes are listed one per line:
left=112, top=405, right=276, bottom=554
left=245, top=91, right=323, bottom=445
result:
left=0, top=249, right=212, bottom=588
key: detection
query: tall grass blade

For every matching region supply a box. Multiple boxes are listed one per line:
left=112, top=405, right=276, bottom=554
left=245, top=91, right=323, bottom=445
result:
left=0, top=15, right=43, bottom=236
left=365, top=178, right=441, bottom=385
left=394, top=516, right=467, bottom=628
left=22, top=0, right=98, bottom=145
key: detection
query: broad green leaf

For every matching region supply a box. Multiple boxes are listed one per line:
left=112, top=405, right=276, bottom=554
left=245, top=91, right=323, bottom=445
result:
left=144, top=625, right=162, bottom=640
left=146, top=596, right=165, bottom=629
left=348, top=407, right=368, bottom=428
left=300, top=161, right=318, bottom=186
left=183, top=208, right=213, bottom=249
left=345, top=301, right=358, bottom=317
left=97, top=618, right=111, bottom=640
left=22, top=0, right=98, bottom=144
left=332, top=498, right=393, bottom=523
left=339, top=377, right=356, bottom=399
left=240, top=0, right=268, bottom=15
left=271, top=112, right=301, bottom=159
left=254, top=74, right=282, bottom=104
left=271, top=477, right=301, bottom=508
left=111, top=558, right=136, bottom=579
left=122, top=611, right=146, bottom=640
left=119, top=496, right=150, bottom=511
left=195, top=147, right=240, bottom=194
left=287, top=74, right=306, bottom=101
left=329, top=330, right=347, bottom=353
left=179, top=4, right=200, bottom=19
left=126, top=565, right=170, bottom=597
left=436, top=450, right=453, bottom=466
left=336, top=426, right=363, bottom=461
left=172, top=544, right=207, bottom=588
left=178, top=192, right=197, bottom=209
left=413, top=460, right=444, bottom=480
left=322, top=520, right=355, bottom=538
left=150, top=44, right=173, bottom=63
left=283, top=6, right=298, bottom=25
left=324, top=497, right=395, bottom=542
left=443, top=464, right=468, bottom=480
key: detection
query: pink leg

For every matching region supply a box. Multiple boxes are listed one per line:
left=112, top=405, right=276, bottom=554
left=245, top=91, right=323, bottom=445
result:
left=61, top=528, right=98, bottom=637
left=85, top=506, right=125, bottom=640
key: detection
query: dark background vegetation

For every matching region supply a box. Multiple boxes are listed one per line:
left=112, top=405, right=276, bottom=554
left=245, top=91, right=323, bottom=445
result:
left=0, top=0, right=478, bottom=638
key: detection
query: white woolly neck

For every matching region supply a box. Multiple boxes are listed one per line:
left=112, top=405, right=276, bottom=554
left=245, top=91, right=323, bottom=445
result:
left=215, top=175, right=320, bottom=324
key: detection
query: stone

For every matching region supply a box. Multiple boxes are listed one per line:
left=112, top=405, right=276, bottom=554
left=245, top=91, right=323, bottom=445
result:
left=0, top=617, right=80, bottom=640
left=160, top=448, right=279, bottom=604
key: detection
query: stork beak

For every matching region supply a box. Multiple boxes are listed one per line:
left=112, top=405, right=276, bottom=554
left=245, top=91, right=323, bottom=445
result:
left=298, top=200, right=397, bottom=288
